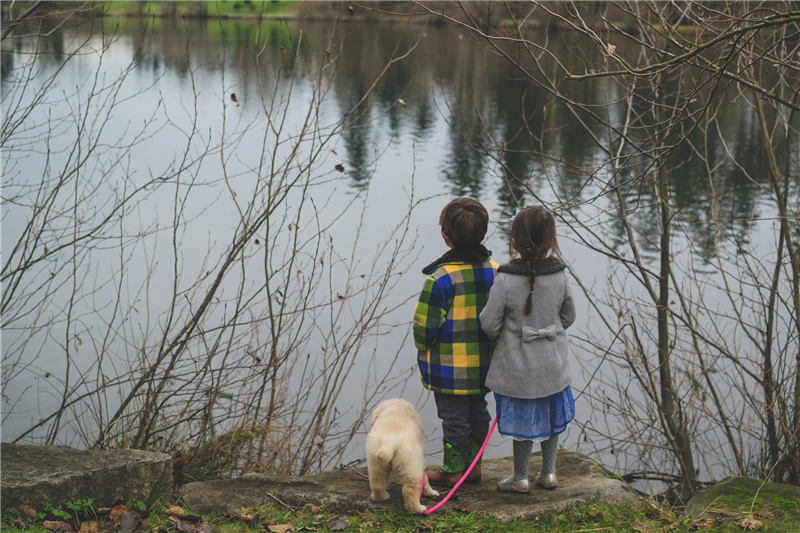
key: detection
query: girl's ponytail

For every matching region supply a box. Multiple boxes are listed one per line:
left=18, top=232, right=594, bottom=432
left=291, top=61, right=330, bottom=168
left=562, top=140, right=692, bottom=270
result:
left=511, top=206, right=558, bottom=315
left=523, top=252, right=539, bottom=315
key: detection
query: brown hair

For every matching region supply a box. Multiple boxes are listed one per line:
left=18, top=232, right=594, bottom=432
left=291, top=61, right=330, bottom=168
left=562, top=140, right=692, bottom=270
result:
left=510, top=206, right=560, bottom=314
left=439, top=198, right=489, bottom=247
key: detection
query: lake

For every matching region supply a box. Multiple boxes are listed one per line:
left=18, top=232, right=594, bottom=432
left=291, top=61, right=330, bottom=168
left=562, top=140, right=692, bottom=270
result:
left=2, top=9, right=794, bottom=491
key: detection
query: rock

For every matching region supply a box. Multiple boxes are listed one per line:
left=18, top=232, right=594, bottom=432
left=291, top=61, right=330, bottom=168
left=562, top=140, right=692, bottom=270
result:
left=686, top=476, right=800, bottom=519
left=1, top=442, right=173, bottom=513
left=179, top=449, right=639, bottom=522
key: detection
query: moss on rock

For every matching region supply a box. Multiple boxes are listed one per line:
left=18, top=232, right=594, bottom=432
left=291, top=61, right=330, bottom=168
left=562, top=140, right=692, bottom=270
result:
left=685, top=476, right=800, bottom=519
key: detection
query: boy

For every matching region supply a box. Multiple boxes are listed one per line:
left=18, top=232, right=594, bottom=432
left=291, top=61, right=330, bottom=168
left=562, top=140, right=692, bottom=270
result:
left=413, top=197, right=498, bottom=485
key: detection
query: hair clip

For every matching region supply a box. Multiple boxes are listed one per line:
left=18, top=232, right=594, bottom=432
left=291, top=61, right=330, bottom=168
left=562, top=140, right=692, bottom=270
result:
left=510, top=204, right=546, bottom=222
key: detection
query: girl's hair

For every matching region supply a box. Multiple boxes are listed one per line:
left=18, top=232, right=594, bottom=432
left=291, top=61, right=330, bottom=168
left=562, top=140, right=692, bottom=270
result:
left=510, top=206, right=560, bottom=315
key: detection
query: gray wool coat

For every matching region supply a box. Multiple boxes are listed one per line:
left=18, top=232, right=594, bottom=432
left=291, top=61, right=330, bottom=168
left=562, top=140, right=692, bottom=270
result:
left=480, top=258, right=576, bottom=399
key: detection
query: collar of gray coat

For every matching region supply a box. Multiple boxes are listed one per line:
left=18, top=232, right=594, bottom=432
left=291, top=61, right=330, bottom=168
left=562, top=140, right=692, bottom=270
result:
left=497, top=257, right=567, bottom=276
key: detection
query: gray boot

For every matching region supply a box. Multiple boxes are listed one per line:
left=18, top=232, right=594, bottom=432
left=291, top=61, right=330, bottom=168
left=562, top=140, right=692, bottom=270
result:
left=537, top=434, right=559, bottom=489
left=497, top=440, right=532, bottom=493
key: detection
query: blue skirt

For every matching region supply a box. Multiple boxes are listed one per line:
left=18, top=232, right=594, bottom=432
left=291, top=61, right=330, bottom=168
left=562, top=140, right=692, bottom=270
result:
left=495, top=386, right=575, bottom=441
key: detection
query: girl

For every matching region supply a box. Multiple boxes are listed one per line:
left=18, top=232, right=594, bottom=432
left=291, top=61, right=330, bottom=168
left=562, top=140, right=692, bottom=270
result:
left=479, top=206, right=576, bottom=493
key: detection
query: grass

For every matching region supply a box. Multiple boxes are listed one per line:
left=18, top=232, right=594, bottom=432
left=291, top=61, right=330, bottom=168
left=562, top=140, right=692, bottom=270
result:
left=4, top=496, right=800, bottom=533
left=100, top=1, right=296, bottom=19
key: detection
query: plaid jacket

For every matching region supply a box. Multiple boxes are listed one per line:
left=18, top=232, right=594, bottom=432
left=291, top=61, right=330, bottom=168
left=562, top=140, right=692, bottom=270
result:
left=413, top=259, right=498, bottom=395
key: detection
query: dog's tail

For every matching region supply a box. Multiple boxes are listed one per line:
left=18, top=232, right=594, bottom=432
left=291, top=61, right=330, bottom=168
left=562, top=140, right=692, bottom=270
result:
left=376, top=439, right=396, bottom=465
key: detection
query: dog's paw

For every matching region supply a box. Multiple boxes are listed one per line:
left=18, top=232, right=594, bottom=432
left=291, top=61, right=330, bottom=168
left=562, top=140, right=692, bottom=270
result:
left=370, top=490, right=390, bottom=502
left=406, top=503, right=427, bottom=514
left=424, top=488, right=440, bottom=497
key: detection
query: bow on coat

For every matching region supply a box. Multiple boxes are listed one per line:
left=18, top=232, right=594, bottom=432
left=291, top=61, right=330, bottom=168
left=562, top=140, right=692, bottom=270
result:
left=521, top=325, right=558, bottom=342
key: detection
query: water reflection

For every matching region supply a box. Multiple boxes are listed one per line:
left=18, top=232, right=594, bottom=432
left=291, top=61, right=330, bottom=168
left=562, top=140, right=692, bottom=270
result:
left=10, top=14, right=774, bottom=236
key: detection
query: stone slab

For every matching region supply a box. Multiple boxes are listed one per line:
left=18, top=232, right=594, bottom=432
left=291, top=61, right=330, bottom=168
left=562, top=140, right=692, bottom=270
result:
left=179, top=449, right=640, bottom=522
left=1, top=442, right=173, bottom=513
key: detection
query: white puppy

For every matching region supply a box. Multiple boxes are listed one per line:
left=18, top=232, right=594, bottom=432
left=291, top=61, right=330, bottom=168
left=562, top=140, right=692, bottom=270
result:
left=366, top=398, right=440, bottom=513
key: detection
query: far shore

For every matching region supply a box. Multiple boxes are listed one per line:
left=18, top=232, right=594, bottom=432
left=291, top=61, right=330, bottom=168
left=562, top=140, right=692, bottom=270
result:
left=13, top=1, right=653, bottom=33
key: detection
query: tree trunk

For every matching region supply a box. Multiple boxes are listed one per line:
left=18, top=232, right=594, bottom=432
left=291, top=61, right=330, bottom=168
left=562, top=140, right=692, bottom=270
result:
left=656, top=162, right=697, bottom=492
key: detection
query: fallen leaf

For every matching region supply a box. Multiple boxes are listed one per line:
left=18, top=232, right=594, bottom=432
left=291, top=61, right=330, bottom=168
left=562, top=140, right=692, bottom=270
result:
left=326, top=518, right=348, bottom=531
left=119, top=513, right=142, bottom=533
left=267, top=526, right=294, bottom=533
left=737, top=515, right=763, bottom=531
left=304, top=504, right=320, bottom=514
left=168, top=518, right=213, bottom=533
left=692, top=518, right=720, bottom=530
left=454, top=505, right=468, bottom=513
left=43, top=521, right=75, bottom=533
left=14, top=519, right=26, bottom=529
left=164, top=507, right=185, bottom=518
left=412, top=520, right=432, bottom=533
left=298, top=527, right=317, bottom=532
left=109, top=505, right=136, bottom=525
left=18, top=504, right=37, bottom=519
left=79, top=521, right=100, bottom=533
left=632, top=526, right=651, bottom=532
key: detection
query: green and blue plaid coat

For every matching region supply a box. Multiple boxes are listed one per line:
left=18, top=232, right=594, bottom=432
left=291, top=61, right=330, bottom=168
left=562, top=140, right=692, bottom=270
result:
left=413, top=257, right=498, bottom=395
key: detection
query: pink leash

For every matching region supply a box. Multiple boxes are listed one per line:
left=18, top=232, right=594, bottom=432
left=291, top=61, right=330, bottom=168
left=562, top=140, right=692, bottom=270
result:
left=421, top=417, right=497, bottom=515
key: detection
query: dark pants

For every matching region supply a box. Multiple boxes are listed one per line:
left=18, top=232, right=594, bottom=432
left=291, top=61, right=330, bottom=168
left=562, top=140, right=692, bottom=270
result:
left=433, top=392, right=491, bottom=459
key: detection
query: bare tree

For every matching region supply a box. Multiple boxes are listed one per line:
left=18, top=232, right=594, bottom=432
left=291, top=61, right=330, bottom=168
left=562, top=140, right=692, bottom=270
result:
left=2, top=5, right=425, bottom=477
left=413, top=0, right=800, bottom=491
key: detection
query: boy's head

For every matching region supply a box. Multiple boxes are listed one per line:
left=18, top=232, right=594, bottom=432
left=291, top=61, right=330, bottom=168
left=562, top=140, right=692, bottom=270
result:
left=439, top=198, right=488, bottom=248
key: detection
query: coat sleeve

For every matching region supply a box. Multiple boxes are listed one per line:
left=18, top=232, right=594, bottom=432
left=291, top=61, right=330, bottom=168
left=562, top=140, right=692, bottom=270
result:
left=413, top=276, right=447, bottom=351
left=560, top=272, right=576, bottom=330
left=479, top=273, right=505, bottom=339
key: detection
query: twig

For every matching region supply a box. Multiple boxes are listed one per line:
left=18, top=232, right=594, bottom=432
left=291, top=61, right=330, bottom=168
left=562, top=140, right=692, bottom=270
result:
left=347, top=466, right=369, bottom=480
left=266, top=492, right=295, bottom=512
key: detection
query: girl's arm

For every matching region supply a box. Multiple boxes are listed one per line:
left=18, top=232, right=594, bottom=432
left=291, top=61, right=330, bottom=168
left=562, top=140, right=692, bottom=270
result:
left=479, top=274, right=506, bottom=339
left=413, top=277, right=448, bottom=350
left=560, top=273, right=576, bottom=329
